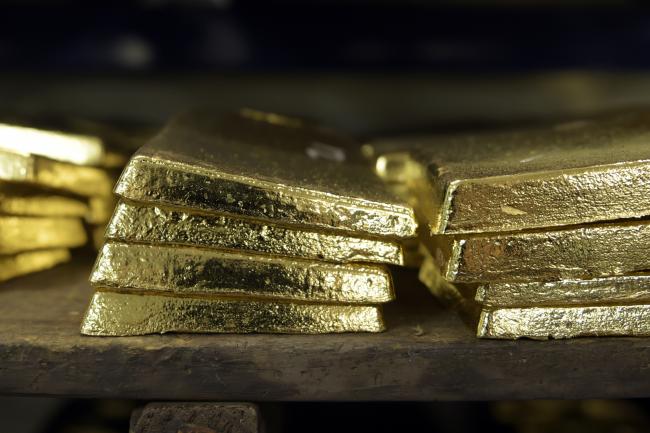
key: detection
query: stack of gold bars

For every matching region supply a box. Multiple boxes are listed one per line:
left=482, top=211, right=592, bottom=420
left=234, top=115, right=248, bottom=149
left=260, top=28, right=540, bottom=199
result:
left=81, top=109, right=418, bottom=336
left=0, top=122, right=122, bottom=282
left=369, top=111, right=650, bottom=339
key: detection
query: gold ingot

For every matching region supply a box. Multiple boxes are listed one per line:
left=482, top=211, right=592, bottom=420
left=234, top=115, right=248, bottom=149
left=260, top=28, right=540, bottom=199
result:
left=0, top=184, right=88, bottom=217
left=81, top=291, right=385, bottom=335
left=0, top=122, right=104, bottom=165
left=115, top=110, right=416, bottom=239
left=369, top=112, right=650, bottom=235
left=426, top=220, right=650, bottom=283
left=106, top=201, right=405, bottom=265
left=91, top=242, right=394, bottom=304
left=86, top=195, right=117, bottom=224
left=0, top=248, right=71, bottom=282
left=478, top=305, right=650, bottom=339
left=477, top=274, right=650, bottom=307
left=0, top=216, right=87, bottom=254
left=0, top=149, right=114, bottom=197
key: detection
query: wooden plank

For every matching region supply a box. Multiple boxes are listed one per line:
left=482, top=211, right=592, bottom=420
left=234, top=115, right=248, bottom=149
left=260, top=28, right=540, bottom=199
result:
left=1, top=257, right=650, bottom=401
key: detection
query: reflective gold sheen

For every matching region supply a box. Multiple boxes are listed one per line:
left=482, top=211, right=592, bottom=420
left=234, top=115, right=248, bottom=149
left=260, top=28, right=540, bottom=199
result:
left=106, top=201, right=404, bottom=265
left=0, top=150, right=114, bottom=197
left=0, top=248, right=71, bottom=282
left=427, top=220, right=650, bottom=283
left=0, top=184, right=88, bottom=217
left=114, top=110, right=416, bottom=239
left=92, top=242, right=394, bottom=304
left=370, top=112, right=650, bottom=234
left=81, top=291, right=386, bottom=335
left=0, top=216, right=87, bottom=254
left=477, top=275, right=650, bottom=307
left=478, top=305, right=650, bottom=340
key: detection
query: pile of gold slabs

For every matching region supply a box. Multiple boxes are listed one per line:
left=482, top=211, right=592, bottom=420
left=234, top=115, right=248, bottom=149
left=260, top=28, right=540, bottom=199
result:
left=368, top=111, right=650, bottom=339
left=81, top=109, right=418, bottom=336
left=0, top=121, right=124, bottom=282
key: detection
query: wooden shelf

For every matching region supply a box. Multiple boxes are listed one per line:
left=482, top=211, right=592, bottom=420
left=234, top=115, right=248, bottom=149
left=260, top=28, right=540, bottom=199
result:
left=1, top=257, right=650, bottom=401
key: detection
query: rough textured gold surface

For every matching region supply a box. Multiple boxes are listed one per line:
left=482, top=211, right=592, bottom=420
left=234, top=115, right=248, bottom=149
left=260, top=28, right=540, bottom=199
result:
left=0, top=122, right=104, bottom=165
left=0, top=248, right=71, bottom=282
left=81, top=291, right=385, bottom=335
left=478, top=305, right=650, bottom=340
left=114, top=110, right=416, bottom=239
left=0, top=184, right=88, bottom=217
left=0, top=216, right=87, bottom=254
left=106, top=201, right=404, bottom=265
left=91, top=242, right=394, bottom=304
left=0, top=150, right=114, bottom=197
left=426, top=220, right=650, bottom=283
left=477, top=274, right=650, bottom=307
left=370, top=112, right=650, bottom=234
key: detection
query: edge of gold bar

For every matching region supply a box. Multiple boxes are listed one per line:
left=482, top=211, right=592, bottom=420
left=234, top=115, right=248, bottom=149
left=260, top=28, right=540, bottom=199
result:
left=0, top=149, right=114, bottom=197
left=114, top=111, right=417, bottom=239
left=81, top=291, right=386, bottom=335
left=0, top=185, right=89, bottom=218
left=424, top=220, right=650, bottom=283
left=0, top=216, right=87, bottom=254
left=91, top=242, right=395, bottom=304
left=478, top=305, right=650, bottom=340
left=477, top=274, right=650, bottom=307
left=0, top=248, right=71, bottom=282
left=106, top=201, right=405, bottom=265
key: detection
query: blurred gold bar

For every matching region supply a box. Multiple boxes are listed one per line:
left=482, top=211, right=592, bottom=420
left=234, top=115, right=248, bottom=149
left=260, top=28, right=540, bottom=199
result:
left=477, top=274, right=650, bottom=307
left=115, top=110, right=417, bottom=239
left=106, top=201, right=405, bottom=265
left=0, top=184, right=88, bottom=217
left=91, top=242, right=394, bottom=304
left=0, top=216, right=87, bottom=254
left=478, top=305, right=650, bottom=340
left=85, top=195, right=117, bottom=224
left=0, top=149, right=114, bottom=197
left=0, top=248, right=71, bottom=282
left=370, top=112, right=650, bottom=235
left=426, top=220, right=650, bottom=283
left=81, top=291, right=386, bottom=335
left=0, top=123, right=104, bottom=165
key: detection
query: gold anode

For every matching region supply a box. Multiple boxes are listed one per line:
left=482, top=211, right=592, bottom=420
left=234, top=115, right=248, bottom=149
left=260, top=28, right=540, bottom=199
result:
left=478, top=305, right=650, bottom=340
left=0, top=149, right=114, bottom=198
left=0, top=216, right=87, bottom=254
left=426, top=220, right=650, bottom=283
left=114, top=109, right=417, bottom=239
left=369, top=111, right=650, bottom=235
left=106, top=201, right=405, bottom=265
left=0, top=184, right=89, bottom=218
left=81, top=291, right=386, bottom=335
left=91, top=242, right=395, bottom=304
left=0, top=248, right=71, bottom=282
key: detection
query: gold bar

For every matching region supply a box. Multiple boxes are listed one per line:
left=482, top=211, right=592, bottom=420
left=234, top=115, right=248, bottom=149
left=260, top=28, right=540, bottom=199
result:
left=106, top=201, right=405, bottom=265
left=0, top=184, right=89, bottom=217
left=0, top=216, right=87, bottom=254
left=114, top=110, right=417, bottom=239
left=0, top=248, right=71, bottom=282
left=85, top=195, right=117, bottom=224
left=81, top=291, right=385, bottom=335
left=478, top=305, right=650, bottom=340
left=370, top=112, right=650, bottom=235
left=0, top=123, right=104, bottom=166
left=91, top=242, right=394, bottom=304
left=0, top=149, right=114, bottom=197
left=426, top=220, right=650, bottom=283
left=477, top=274, right=650, bottom=307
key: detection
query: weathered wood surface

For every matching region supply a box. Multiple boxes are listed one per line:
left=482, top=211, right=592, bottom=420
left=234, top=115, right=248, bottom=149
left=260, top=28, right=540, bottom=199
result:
left=2, top=257, right=650, bottom=401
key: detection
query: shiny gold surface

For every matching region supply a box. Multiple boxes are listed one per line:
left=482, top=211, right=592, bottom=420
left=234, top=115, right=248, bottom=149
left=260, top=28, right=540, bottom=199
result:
left=477, top=274, right=650, bottom=307
left=0, top=216, right=87, bottom=254
left=81, top=291, right=386, bottom=335
left=0, top=184, right=88, bottom=217
left=91, top=242, right=394, bottom=304
left=426, top=220, right=650, bottom=283
left=106, top=201, right=405, bottom=265
left=0, top=123, right=104, bottom=165
left=0, top=150, right=114, bottom=197
left=478, top=304, right=650, bottom=339
left=115, top=110, right=417, bottom=239
left=0, top=248, right=71, bottom=282
left=370, top=111, right=650, bottom=234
